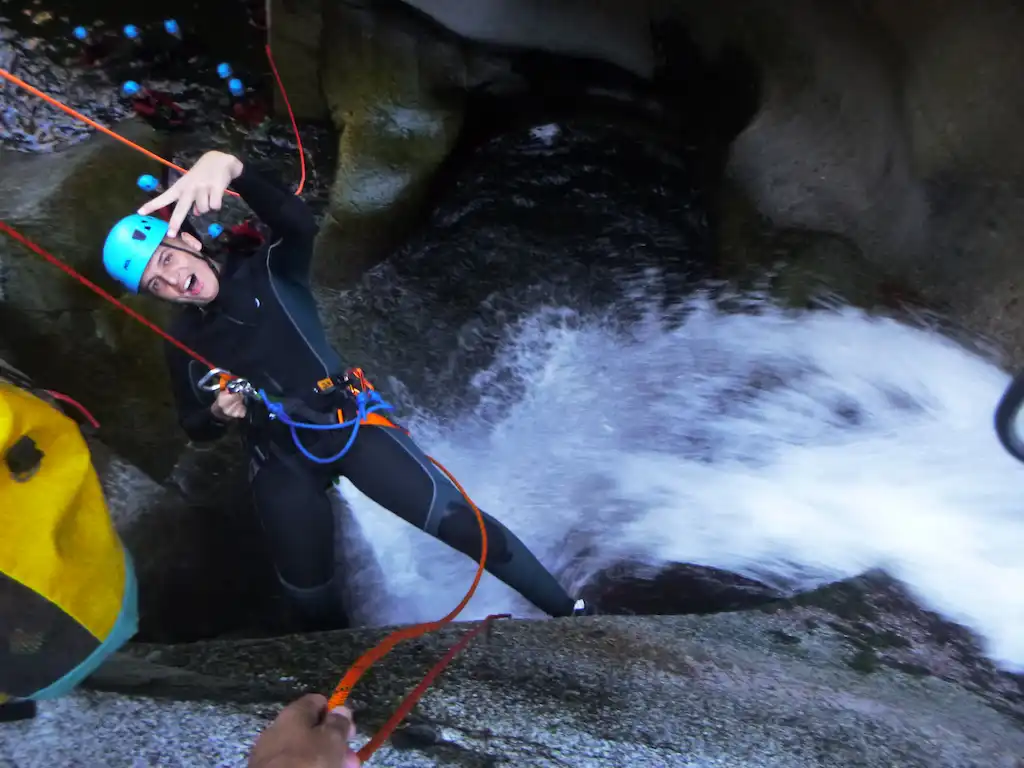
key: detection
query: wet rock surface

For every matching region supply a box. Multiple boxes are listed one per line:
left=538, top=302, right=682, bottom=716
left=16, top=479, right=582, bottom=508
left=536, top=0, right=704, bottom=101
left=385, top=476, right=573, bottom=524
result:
left=580, top=561, right=784, bottom=616
left=296, top=0, right=1024, bottom=368
left=328, top=117, right=718, bottom=420
left=3, top=575, right=1022, bottom=767
left=311, top=0, right=471, bottom=285
left=87, top=438, right=288, bottom=643
left=0, top=118, right=182, bottom=475
left=673, top=0, right=1024, bottom=366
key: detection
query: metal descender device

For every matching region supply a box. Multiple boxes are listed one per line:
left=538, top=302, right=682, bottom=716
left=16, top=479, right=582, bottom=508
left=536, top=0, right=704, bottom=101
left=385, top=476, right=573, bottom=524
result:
left=196, top=367, right=258, bottom=399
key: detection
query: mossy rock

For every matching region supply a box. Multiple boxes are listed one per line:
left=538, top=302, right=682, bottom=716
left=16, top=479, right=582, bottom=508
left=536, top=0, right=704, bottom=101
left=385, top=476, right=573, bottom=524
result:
left=0, top=121, right=187, bottom=478
left=311, top=0, right=469, bottom=285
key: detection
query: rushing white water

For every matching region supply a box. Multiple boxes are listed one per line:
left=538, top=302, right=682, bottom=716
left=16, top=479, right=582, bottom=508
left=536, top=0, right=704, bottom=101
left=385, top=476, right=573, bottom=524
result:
left=335, top=291, right=1024, bottom=671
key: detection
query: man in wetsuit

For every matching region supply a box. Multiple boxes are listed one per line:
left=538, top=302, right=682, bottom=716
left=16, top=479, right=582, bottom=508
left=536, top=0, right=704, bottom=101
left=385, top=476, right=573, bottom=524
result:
left=101, top=150, right=584, bottom=629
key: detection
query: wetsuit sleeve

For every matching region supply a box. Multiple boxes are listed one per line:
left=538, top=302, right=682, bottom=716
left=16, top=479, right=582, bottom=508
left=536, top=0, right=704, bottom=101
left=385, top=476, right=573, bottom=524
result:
left=164, top=343, right=229, bottom=443
left=230, top=160, right=318, bottom=282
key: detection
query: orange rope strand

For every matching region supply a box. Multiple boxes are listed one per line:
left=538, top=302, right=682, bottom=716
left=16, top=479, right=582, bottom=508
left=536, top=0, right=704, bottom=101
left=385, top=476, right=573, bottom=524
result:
left=264, top=44, right=305, bottom=196
left=356, top=612, right=510, bottom=762
left=327, top=456, right=491, bottom=715
left=0, top=67, right=239, bottom=196
left=0, top=47, right=307, bottom=198
left=0, top=220, right=218, bottom=369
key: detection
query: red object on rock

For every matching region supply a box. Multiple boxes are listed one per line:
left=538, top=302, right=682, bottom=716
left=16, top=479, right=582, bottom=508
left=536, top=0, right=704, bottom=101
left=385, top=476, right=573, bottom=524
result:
left=231, top=98, right=267, bottom=128
left=131, top=90, right=186, bottom=129
left=227, top=219, right=265, bottom=249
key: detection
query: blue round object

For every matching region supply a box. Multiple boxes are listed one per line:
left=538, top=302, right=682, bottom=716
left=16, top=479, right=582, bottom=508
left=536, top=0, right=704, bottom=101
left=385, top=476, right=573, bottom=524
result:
left=163, top=19, right=180, bottom=35
left=227, top=78, right=243, bottom=96
left=122, top=80, right=141, bottom=96
left=72, top=26, right=88, bottom=41
left=103, top=214, right=170, bottom=293
left=123, top=24, right=139, bottom=39
left=136, top=174, right=160, bottom=192
left=207, top=223, right=224, bottom=238
left=216, top=62, right=232, bottom=79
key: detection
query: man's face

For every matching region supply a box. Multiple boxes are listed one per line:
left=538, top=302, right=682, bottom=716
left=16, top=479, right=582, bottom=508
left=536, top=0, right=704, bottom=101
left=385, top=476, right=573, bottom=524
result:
left=139, top=232, right=219, bottom=304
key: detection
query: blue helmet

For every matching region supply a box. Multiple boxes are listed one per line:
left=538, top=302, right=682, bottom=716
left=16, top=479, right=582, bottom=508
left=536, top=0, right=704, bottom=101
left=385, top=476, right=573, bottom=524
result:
left=102, top=214, right=169, bottom=293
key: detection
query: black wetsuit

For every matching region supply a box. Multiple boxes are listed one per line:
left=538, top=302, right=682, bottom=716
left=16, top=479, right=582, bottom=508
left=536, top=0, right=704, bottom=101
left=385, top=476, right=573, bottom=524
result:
left=164, top=161, right=577, bottom=627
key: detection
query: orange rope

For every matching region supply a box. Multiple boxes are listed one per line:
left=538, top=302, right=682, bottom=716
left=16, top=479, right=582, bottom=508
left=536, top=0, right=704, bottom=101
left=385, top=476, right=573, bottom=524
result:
left=0, top=45, right=305, bottom=198
left=0, top=220, right=218, bottom=369
left=264, top=44, right=305, bottom=196
left=0, top=38, right=499, bottom=764
left=0, top=67, right=235, bottom=197
left=331, top=456, right=500, bottom=761
left=356, top=611, right=510, bottom=761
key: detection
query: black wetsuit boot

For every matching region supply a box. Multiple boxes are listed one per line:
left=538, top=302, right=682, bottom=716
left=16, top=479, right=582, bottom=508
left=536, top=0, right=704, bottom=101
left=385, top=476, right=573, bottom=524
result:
left=428, top=496, right=579, bottom=617
left=278, top=575, right=349, bottom=633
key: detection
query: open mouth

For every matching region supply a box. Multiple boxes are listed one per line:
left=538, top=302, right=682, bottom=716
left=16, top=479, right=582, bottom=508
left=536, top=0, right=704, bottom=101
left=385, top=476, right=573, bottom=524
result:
left=184, top=273, right=201, bottom=296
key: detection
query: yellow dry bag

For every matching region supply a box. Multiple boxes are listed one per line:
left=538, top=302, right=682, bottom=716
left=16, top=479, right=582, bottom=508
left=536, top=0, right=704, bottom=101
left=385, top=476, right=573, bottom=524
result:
left=0, top=380, right=138, bottom=703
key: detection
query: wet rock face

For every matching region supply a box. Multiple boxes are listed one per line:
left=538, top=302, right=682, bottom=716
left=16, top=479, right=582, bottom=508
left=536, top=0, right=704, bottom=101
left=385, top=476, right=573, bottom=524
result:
left=280, top=0, right=758, bottom=287
left=580, top=561, right=783, bottom=616
left=309, top=0, right=476, bottom=285
left=44, top=574, right=1021, bottom=767
left=715, top=0, right=930, bottom=268
left=299, top=0, right=1024, bottom=365
left=324, top=118, right=718, bottom=415
left=674, top=0, right=1024, bottom=363
left=401, top=0, right=658, bottom=78
left=776, top=571, right=1024, bottom=720
left=0, top=120, right=185, bottom=478
left=86, top=438, right=291, bottom=644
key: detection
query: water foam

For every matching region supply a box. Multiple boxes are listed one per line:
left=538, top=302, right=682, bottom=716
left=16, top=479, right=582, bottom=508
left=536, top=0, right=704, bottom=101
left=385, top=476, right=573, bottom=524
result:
left=335, top=293, right=1024, bottom=671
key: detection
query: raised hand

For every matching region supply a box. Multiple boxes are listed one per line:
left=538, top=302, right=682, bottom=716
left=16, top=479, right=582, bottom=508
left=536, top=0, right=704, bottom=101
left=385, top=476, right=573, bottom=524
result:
left=138, top=151, right=244, bottom=238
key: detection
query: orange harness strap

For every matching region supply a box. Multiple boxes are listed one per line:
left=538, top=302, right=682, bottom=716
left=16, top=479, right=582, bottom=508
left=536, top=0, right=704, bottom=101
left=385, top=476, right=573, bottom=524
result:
left=339, top=368, right=411, bottom=433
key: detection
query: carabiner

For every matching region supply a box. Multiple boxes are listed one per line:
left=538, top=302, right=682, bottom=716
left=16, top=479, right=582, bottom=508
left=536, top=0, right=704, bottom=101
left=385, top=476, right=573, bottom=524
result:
left=197, top=367, right=232, bottom=392
left=197, top=368, right=258, bottom=399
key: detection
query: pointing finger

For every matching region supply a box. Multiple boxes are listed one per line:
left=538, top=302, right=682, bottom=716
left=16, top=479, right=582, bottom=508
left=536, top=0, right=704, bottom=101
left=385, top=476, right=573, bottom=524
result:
left=166, top=192, right=195, bottom=238
left=137, top=186, right=180, bottom=217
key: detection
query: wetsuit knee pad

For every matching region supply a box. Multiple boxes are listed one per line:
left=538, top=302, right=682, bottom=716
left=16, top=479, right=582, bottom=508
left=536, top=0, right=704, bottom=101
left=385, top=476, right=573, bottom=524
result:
left=436, top=501, right=513, bottom=565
